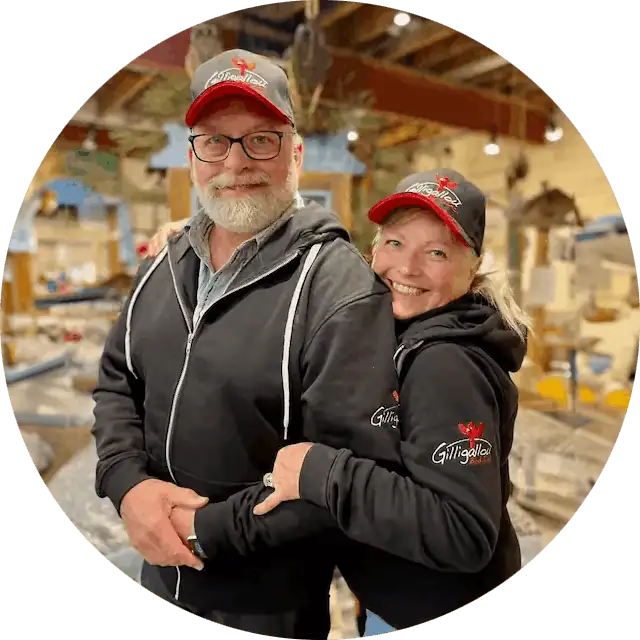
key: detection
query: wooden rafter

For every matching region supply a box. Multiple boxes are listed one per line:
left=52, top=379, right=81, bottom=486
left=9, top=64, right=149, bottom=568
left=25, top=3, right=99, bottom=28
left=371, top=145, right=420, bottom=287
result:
left=124, top=31, right=551, bottom=142
left=414, top=34, right=478, bottom=70
left=383, top=20, right=455, bottom=62
left=377, top=122, right=440, bottom=148
left=97, top=70, right=155, bottom=114
left=445, top=54, right=509, bottom=81
left=433, top=44, right=496, bottom=75
left=318, top=1, right=363, bottom=27
left=321, top=49, right=550, bottom=142
left=327, top=4, right=395, bottom=47
left=246, top=2, right=305, bottom=21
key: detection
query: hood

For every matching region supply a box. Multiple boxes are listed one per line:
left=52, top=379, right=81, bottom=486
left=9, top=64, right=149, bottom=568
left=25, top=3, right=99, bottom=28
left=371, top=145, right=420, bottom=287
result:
left=172, top=198, right=350, bottom=268
left=278, top=200, right=350, bottom=252
left=396, top=293, right=526, bottom=374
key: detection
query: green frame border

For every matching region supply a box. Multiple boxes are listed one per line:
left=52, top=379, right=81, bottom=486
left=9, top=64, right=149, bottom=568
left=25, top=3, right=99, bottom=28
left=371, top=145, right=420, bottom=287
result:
left=0, top=0, right=640, bottom=640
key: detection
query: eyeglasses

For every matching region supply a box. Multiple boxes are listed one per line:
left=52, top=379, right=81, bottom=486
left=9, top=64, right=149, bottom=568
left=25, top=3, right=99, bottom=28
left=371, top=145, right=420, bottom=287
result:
left=188, top=130, right=289, bottom=163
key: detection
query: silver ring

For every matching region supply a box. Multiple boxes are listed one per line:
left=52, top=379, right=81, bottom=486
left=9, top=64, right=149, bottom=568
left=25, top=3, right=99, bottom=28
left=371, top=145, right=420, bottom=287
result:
left=263, top=472, right=274, bottom=488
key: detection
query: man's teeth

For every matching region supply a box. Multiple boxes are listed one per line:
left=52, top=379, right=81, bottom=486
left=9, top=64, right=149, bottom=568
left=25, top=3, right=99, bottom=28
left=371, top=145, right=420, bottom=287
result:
left=391, top=281, right=424, bottom=296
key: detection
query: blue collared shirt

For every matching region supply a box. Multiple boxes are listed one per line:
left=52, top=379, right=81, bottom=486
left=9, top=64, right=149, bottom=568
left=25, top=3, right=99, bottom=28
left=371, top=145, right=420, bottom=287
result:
left=185, top=193, right=304, bottom=329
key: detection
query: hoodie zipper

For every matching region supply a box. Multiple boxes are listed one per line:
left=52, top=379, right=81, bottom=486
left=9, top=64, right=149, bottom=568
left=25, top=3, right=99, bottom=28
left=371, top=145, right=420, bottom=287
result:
left=164, top=249, right=303, bottom=486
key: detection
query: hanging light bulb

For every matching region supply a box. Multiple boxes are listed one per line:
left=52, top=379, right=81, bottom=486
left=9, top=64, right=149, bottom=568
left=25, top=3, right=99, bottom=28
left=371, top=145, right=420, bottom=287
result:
left=347, top=129, right=360, bottom=142
left=82, top=129, right=97, bottom=151
left=393, top=12, right=411, bottom=27
left=484, top=138, right=500, bottom=156
left=545, top=123, right=564, bottom=143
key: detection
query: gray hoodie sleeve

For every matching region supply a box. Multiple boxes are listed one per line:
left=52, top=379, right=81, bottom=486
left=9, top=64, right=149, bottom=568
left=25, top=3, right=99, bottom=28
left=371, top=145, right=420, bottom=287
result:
left=194, top=272, right=403, bottom=559
left=298, top=342, right=503, bottom=573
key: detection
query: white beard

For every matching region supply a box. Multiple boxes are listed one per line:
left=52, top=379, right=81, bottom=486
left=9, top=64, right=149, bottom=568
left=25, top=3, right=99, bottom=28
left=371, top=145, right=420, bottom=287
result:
left=194, top=160, right=298, bottom=234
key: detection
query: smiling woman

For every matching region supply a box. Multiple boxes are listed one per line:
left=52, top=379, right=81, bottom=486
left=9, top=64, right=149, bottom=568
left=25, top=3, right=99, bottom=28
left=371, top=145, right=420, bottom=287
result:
left=371, top=207, right=480, bottom=320
left=253, top=168, right=535, bottom=633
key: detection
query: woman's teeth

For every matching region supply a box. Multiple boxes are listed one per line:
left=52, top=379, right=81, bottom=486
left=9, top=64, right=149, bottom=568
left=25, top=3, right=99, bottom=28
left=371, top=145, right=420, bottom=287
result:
left=391, top=281, right=425, bottom=296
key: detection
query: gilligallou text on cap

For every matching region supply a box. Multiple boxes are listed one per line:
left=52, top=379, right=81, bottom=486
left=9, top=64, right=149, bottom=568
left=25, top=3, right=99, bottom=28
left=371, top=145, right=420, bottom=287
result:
left=185, top=49, right=296, bottom=127
left=368, top=169, right=486, bottom=254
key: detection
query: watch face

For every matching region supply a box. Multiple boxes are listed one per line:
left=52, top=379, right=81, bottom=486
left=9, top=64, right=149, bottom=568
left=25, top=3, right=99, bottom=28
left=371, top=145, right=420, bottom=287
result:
left=187, top=535, right=206, bottom=559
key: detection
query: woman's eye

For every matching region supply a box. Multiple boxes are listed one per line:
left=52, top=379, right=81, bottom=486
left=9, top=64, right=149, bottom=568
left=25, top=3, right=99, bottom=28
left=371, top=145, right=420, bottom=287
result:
left=430, top=249, right=447, bottom=259
left=385, top=239, right=401, bottom=248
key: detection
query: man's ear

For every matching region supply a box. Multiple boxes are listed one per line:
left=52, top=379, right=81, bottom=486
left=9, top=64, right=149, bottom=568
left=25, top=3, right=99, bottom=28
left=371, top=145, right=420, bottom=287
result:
left=294, top=139, right=304, bottom=173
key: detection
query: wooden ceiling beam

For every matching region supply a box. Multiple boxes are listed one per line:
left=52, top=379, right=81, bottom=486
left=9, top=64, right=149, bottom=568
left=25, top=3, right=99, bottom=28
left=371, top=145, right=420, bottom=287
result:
left=432, top=44, right=496, bottom=75
left=377, top=122, right=441, bottom=148
left=383, top=21, right=455, bottom=62
left=215, top=15, right=293, bottom=45
left=328, top=5, right=395, bottom=47
left=97, top=70, right=155, bottom=114
left=320, top=49, right=550, bottom=143
left=124, top=31, right=550, bottom=143
left=246, top=2, right=306, bottom=21
left=414, top=34, right=479, bottom=70
left=318, top=1, right=363, bottom=27
left=469, top=63, right=517, bottom=88
left=445, top=54, right=509, bottom=82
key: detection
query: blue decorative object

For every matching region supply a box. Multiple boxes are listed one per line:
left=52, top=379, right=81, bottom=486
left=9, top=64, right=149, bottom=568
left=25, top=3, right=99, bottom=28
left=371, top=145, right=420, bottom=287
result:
left=9, top=178, right=137, bottom=269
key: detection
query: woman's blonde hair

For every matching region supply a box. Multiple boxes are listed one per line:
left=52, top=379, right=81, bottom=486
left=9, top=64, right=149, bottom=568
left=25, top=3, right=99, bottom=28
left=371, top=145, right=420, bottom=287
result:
left=371, top=207, right=532, bottom=342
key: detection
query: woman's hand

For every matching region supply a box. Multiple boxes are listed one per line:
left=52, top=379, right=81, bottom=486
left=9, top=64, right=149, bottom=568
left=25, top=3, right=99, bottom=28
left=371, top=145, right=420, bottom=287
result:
left=253, top=443, right=313, bottom=515
left=147, top=219, right=189, bottom=257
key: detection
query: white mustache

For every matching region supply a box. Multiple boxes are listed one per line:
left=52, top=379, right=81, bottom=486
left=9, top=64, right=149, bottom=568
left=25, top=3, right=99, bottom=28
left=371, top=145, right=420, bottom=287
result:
left=208, top=173, right=271, bottom=190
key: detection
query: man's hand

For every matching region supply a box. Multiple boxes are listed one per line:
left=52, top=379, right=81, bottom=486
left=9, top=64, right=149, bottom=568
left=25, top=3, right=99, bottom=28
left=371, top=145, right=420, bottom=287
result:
left=120, top=479, right=208, bottom=570
left=253, top=443, right=313, bottom=516
left=147, top=219, right=188, bottom=257
left=169, top=506, right=196, bottom=545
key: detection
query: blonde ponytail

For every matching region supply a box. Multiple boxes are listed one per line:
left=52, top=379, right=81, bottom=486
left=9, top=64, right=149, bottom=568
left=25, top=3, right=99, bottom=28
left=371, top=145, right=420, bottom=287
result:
left=470, top=261, right=532, bottom=342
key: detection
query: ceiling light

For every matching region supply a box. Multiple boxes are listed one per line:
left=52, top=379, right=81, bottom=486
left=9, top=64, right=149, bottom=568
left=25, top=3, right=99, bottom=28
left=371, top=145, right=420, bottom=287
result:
left=545, top=124, right=564, bottom=143
left=484, top=141, right=500, bottom=156
left=393, top=12, right=411, bottom=27
left=347, top=129, right=359, bottom=142
left=82, top=129, right=97, bottom=151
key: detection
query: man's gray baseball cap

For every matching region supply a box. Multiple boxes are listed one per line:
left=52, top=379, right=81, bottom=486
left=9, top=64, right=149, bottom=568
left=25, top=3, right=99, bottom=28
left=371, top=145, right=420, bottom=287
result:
left=185, top=49, right=295, bottom=127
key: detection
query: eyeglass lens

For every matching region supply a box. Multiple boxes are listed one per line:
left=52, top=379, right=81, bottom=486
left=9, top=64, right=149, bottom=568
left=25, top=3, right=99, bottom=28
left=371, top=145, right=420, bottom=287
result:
left=193, top=132, right=282, bottom=161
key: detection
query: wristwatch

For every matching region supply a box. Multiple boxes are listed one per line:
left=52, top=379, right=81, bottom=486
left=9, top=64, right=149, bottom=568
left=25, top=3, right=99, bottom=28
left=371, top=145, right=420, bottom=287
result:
left=187, top=533, right=208, bottom=560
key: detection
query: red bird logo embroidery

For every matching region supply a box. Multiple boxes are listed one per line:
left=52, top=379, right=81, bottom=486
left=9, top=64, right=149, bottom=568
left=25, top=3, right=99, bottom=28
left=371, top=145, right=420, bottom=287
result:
left=458, top=422, right=484, bottom=448
left=393, top=390, right=399, bottom=403
left=232, top=58, right=256, bottom=76
left=436, top=174, right=458, bottom=191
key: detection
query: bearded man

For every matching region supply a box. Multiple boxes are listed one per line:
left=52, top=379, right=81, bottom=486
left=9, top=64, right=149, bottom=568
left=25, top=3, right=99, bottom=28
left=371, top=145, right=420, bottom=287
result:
left=90, top=49, right=402, bottom=638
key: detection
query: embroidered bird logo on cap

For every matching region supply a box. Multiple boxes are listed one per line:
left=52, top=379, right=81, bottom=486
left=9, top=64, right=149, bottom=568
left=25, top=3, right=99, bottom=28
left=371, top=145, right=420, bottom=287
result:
left=232, top=58, right=256, bottom=76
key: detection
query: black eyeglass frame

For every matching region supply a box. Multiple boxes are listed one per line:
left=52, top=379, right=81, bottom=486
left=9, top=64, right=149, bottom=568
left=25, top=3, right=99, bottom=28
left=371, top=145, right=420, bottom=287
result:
left=188, top=130, right=292, bottom=163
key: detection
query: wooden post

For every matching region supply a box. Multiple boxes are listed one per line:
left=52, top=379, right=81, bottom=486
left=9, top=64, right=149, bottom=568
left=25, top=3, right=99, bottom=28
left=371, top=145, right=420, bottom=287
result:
left=106, top=205, right=122, bottom=277
left=168, top=169, right=192, bottom=222
left=528, top=228, right=551, bottom=371
left=11, top=252, right=35, bottom=314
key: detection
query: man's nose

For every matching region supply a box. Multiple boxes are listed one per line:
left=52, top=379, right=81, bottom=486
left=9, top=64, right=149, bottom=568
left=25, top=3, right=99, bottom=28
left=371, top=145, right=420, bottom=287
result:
left=223, top=141, right=252, bottom=172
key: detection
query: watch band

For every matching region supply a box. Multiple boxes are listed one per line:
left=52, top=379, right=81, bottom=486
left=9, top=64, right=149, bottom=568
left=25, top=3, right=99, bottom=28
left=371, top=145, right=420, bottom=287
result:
left=187, top=534, right=208, bottom=560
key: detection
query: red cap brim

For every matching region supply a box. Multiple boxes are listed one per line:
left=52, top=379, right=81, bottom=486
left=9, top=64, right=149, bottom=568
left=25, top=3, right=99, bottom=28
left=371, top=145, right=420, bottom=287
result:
left=185, top=81, right=290, bottom=127
left=368, top=192, right=471, bottom=248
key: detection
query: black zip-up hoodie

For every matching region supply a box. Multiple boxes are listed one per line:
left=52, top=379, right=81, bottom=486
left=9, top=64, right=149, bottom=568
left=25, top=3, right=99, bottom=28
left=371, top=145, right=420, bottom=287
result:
left=297, top=293, right=526, bottom=628
left=91, top=202, right=404, bottom=615
left=158, top=292, right=528, bottom=627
